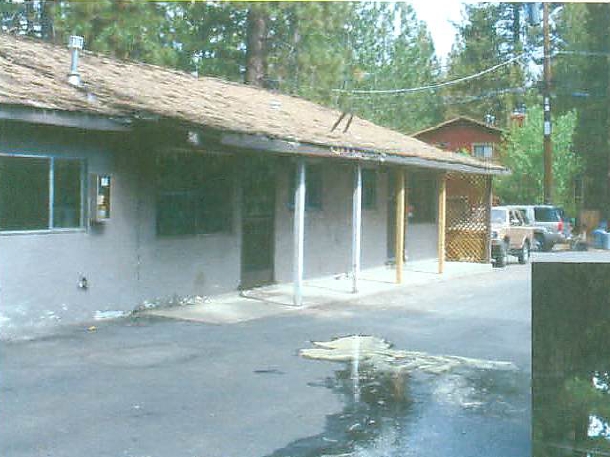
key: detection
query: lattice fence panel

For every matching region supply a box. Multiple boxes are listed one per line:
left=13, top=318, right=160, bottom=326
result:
left=445, top=173, right=490, bottom=263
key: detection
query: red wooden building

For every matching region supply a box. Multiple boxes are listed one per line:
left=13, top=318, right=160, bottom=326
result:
left=413, top=117, right=505, bottom=162
left=413, top=117, right=508, bottom=262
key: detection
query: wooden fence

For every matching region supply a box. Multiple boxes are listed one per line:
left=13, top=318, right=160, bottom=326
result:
left=445, top=173, right=491, bottom=263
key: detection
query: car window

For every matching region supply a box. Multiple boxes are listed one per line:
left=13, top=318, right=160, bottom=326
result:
left=509, top=210, right=522, bottom=225
left=491, top=209, right=506, bottom=224
left=510, top=207, right=530, bottom=224
left=534, top=207, right=561, bottom=222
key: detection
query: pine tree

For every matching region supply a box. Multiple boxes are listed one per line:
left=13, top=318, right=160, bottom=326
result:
left=340, top=2, right=443, bottom=133
left=554, top=3, right=610, bottom=214
left=443, top=3, right=529, bottom=127
left=53, top=1, right=179, bottom=66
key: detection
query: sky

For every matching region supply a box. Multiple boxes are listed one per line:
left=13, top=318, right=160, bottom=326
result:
left=408, top=0, right=476, bottom=61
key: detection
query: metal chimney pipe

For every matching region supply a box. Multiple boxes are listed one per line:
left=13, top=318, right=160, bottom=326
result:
left=68, top=35, right=84, bottom=86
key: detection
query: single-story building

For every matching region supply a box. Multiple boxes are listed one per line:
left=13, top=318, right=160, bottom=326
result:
left=0, top=34, right=508, bottom=337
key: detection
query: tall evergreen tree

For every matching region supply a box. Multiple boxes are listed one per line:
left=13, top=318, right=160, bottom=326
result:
left=554, top=3, right=610, bottom=215
left=171, top=2, right=248, bottom=80
left=1, top=0, right=55, bottom=40
left=2, top=1, right=443, bottom=134
left=443, top=3, right=529, bottom=127
left=53, top=0, right=179, bottom=66
left=340, top=2, right=443, bottom=133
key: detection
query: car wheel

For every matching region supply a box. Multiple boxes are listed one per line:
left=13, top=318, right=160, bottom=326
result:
left=518, top=241, right=530, bottom=264
left=495, top=242, right=509, bottom=268
left=541, top=241, right=554, bottom=252
left=534, top=234, right=544, bottom=252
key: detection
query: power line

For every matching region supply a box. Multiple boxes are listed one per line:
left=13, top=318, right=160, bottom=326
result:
left=332, top=53, right=528, bottom=96
left=555, top=50, right=610, bottom=58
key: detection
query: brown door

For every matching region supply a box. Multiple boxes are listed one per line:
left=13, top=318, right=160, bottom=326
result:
left=240, top=157, right=276, bottom=289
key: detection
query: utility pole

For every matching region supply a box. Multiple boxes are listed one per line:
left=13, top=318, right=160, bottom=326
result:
left=543, top=2, right=553, bottom=204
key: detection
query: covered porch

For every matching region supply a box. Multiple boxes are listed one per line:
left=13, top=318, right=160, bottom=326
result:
left=145, top=260, right=493, bottom=324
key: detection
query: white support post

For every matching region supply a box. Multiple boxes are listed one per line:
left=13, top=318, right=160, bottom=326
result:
left=293, top=159, right=306, bottom=306
left=395, top=170, right=405, bottom=284
left=352, top=164, right=362, bottom=293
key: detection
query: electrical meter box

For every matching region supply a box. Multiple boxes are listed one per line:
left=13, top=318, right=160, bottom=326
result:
left=89, top=174, right=111, bottom=223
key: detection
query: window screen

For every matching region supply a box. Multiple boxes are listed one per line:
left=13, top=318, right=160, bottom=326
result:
left=0, top=156, right=49, bottom=231
left=156, top=154, right=234, bottom=236
left=407, top=172, right=436, bottom=223
left=0, top=155, right=84, bottom=232
left=473, top=143, right=493, bottom=159
left=288, top=164, right=323, bottom=210
left=362, top=169, right=377, bottom=209
left=53, top=159, right=82, bottom=228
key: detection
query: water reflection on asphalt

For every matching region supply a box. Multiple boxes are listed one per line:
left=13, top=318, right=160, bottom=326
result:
left=267, top=337, right=529, bottom=457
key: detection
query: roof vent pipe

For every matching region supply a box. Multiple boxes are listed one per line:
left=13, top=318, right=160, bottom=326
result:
left=68, top=35, right=84, bottom=86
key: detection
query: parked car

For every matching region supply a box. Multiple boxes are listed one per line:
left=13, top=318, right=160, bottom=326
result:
left=491, top=206, right=534, bottom=267
left=506, top=205, right=567, bottom=251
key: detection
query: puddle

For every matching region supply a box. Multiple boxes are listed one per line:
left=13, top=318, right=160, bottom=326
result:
left=267, top=336, right=528, bottom=457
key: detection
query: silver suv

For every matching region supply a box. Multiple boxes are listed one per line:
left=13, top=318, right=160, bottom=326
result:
left=506, top=205, right=566, bottom=251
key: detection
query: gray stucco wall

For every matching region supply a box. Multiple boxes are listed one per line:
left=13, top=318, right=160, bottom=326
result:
left=0, top=122, right=241, bottom=338
left=274, top=161, right=389, bottom=282
left=0, top=121, right=439, bottom=338
left=406, top=223, right=439, bottom=261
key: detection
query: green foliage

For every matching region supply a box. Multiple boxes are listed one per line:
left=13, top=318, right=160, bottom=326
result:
left=264, top=2, right=352, bottom=102
left=495, top=106, right=582, bottom=213
left=556, top=4, right=610, bottom=214
left=170, top=2, right=248, bottom=81
left=1, top=0, right=55, bottom=40
left=53, top=1, right=179, bottom=66
left=443, top=3, right=531, bottom=127
left=344, top=3, right=444, bottom=133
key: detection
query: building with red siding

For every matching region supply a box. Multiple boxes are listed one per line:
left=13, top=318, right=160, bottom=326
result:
left=413, top=117, right=506, bottom=163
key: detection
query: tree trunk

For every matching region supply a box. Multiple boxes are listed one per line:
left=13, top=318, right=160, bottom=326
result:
left=246, top=6, right=267, bottom=87
left=511, top=2, right=520, bottom=48
left=40, top=0, right=55, bottom=42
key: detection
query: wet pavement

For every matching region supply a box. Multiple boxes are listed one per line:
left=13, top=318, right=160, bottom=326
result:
left=270, top=337, right=529, bottom=457
left=0, top=261, right=535, bottom=457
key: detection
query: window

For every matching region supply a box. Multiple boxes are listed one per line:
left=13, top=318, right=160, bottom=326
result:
left=472, top=143, right=494, bottom=159
left=534, top=206, right=561, bottom=222
left=0, top=155, right=84, bottom=232
left=362, top=169, right=377, bottom=209
left=156, top=154, right=233, bottom=236
left=407, top=172, right=436, bottom=223
left=289, top=164, right=322, bottom=210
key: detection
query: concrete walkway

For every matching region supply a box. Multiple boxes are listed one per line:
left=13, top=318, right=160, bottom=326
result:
left=145, top=260, right=492, bottom=324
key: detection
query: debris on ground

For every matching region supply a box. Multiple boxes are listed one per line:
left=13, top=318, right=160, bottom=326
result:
left=300, top=335, right=517, bottom=375
left=94, top=310, right=129, bottom=320
left=178, top=295, right=208, bottom=306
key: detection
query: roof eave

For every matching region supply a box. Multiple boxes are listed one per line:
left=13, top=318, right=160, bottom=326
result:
left=220, top=132, right=509, bottom=176
left=412, top=116, right=507, bottom=138
left=0, top=104, right=132, bottom=131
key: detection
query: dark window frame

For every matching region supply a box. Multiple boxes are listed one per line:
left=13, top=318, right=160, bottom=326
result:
left=0, top=153, right=86, bottom=233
